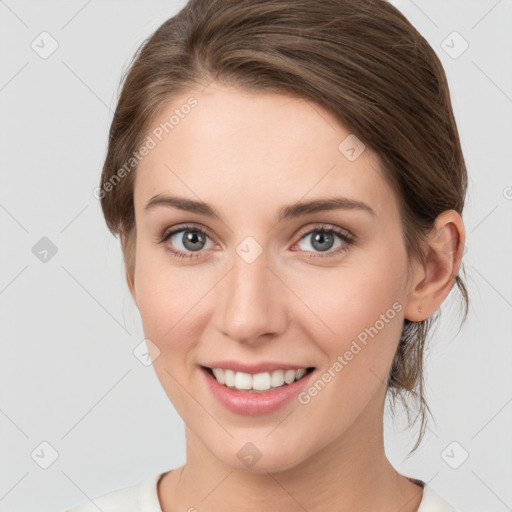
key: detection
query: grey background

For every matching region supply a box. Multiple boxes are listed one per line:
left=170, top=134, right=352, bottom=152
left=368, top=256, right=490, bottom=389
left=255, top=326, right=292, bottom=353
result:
left=0, top=1, right=511, bottom=511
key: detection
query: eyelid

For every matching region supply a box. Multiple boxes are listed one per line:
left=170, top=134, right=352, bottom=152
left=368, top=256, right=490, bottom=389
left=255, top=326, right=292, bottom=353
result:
left=157, top=223, right=215, bottom=244
left=294, top=222, right=354, bottom=241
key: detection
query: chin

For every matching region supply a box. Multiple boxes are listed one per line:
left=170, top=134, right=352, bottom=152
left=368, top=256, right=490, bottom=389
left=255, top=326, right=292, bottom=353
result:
left=210, top=437, right=310, bottom=475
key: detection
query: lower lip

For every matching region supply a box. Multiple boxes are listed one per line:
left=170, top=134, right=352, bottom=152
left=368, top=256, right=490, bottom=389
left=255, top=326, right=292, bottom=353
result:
left=201, top=366, right=315, bottom=416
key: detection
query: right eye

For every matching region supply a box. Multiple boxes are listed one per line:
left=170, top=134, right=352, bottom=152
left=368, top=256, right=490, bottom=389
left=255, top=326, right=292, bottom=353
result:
left=158, top=224, right=216, bottom=260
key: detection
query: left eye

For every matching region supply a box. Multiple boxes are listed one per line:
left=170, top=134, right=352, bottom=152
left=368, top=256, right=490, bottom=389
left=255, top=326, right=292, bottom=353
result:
left=295, top=227, right=353, bottom=256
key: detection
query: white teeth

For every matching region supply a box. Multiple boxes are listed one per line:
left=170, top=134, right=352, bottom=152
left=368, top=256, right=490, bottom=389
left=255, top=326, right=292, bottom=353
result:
left=234, top=371, right=252, bottom=390
left=270, top=369, right=284, bottom=387
left=295, top=368, right=307, bottom=380
left=224, top=369, right=235, bottom=387
left=212, top=368, right=225, bottom=385
left=209, top=367, right=311, bottom=391
left=252, top=372, right=271, bottom=390
left=284, top=369, right=296, bottom=384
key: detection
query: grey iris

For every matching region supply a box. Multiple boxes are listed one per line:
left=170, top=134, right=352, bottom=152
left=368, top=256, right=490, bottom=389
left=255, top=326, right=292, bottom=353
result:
left=182, top=230, right=205, bottom=251
left=311, top=231, right=334, bottom=252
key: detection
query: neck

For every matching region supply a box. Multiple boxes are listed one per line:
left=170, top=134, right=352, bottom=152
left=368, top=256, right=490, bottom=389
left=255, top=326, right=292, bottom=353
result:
left=159, top=391, right=424, bottom=512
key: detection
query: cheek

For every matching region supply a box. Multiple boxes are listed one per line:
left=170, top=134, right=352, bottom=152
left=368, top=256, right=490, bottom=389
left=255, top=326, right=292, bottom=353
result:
left=291, top=262, right=406, bottom=431
left=133, top=252, right=205, bottom=408
left=294, top=245, right=407, bottom=369
left=133, top=245, right=214, bottom=351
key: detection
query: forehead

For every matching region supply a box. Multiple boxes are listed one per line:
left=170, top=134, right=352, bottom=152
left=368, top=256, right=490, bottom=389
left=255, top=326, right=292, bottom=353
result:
left=134, top=83, right=395, bottom=219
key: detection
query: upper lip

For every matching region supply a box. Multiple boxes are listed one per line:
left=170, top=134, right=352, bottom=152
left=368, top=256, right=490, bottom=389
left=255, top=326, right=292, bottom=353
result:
left=202, top=360, right=315, bottom=374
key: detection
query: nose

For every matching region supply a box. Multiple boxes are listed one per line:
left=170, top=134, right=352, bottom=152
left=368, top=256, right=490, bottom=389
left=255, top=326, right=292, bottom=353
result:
left=214, top=248, right=288, bottom=344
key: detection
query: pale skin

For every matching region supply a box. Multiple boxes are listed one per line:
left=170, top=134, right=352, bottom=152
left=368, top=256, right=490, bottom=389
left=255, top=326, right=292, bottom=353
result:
left=126, top=82, right=465, bottom=512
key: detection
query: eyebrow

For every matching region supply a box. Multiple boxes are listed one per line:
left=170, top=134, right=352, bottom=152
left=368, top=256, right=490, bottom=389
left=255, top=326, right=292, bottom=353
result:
left=144, top=194, right=376, bottom=221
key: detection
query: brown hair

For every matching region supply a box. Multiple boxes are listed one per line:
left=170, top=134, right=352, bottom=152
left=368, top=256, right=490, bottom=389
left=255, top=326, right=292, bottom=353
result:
left=99, top=0, right=469, bottom=454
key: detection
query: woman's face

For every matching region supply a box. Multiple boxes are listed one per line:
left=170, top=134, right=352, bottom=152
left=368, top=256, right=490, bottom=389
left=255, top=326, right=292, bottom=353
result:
left=129, top=83, right=417, bottom=472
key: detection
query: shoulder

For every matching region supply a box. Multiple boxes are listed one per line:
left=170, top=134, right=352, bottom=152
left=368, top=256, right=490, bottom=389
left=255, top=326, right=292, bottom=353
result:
left=61, top=471, right=166, bottom=512
left=419, top=484, right=464, bottom=512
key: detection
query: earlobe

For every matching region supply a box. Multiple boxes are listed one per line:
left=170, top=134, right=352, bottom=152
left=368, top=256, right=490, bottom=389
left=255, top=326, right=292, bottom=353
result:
left=404, top=210, right=465, bottom=321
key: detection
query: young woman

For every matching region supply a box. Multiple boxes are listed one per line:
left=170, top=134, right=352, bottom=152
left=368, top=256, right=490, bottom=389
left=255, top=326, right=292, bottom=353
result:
left=65, top=0, right=469, bottom=510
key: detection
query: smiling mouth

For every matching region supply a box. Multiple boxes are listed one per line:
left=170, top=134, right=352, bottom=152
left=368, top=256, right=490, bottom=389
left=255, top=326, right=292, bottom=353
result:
left=201, top=365, right=316, bottom=393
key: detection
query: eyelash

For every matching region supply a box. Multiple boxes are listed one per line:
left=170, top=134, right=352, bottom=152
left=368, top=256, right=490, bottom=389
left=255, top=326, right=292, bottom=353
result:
left=157, top=223, right=355, bottom=261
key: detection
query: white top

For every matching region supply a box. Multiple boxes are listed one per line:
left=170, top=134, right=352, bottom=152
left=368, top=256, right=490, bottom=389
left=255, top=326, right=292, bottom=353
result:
left=61, top=472, right=461, bottom=512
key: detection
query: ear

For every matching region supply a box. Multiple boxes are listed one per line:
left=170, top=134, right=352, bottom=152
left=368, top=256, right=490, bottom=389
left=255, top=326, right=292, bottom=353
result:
left=126, top=268, right=137, bottom=306
left=404, top=209, right=465, bottom=321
